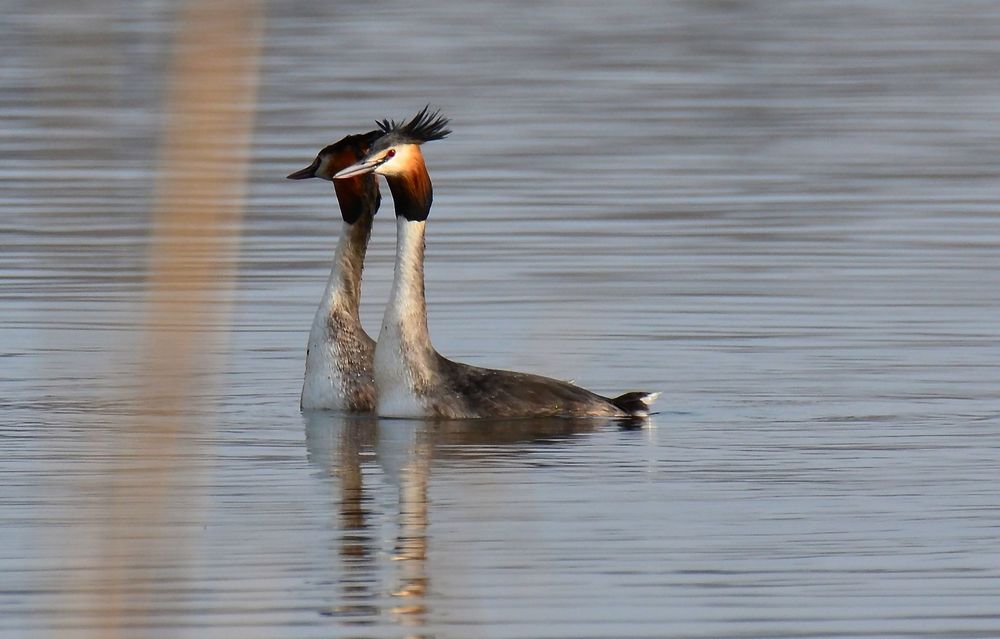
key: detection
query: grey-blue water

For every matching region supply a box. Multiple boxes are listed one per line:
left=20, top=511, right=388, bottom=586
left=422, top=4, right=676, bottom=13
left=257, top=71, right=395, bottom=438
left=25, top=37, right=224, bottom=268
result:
left=3, top=1, right=1000, bottom=637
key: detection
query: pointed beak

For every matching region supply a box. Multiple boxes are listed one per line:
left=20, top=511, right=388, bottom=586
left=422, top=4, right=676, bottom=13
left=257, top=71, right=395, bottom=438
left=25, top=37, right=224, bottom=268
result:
left=333, top=157, right=381, bottom=180
left=286, top=158, right=320, bottom=180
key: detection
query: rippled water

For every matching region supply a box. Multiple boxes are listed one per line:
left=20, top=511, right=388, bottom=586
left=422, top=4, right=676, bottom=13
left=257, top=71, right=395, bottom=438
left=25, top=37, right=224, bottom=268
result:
left=4, top=1, right=1000, bottom=637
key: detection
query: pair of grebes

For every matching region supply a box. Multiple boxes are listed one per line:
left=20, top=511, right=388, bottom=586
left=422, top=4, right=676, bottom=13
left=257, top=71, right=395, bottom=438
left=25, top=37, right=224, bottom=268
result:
left=289, top=107, right=659, bottom=419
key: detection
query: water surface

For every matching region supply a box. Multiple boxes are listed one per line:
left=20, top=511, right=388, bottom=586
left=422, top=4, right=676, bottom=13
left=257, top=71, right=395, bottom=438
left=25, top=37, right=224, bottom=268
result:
left=3, top=1, right=1000, bottom=637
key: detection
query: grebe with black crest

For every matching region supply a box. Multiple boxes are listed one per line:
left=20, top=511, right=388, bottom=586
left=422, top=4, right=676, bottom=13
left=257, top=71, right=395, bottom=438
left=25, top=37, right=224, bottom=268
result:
left=335, top=107, right=659, bottom=419
left=288, top=129, right=383, bottom=411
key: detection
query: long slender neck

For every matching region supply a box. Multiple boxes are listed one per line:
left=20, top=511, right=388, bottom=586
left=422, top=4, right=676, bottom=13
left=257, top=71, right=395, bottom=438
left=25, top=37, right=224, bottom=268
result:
left=375, top=158, right=437, bottom=375
left=323, top=212, right=373, bottom=317
left=385, top=216, right=429, bottom=339
left=383, top=157, right=434, bottom=331
left=320, top=173, right=379, bottom=317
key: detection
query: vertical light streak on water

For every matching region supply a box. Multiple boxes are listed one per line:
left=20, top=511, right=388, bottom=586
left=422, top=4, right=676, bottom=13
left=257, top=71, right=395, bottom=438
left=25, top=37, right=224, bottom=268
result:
left=78, top=2, right=263, bottom=636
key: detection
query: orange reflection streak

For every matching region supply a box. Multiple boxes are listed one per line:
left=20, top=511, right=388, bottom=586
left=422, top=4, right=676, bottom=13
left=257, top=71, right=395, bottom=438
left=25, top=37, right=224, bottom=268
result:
left=91, top=1, right=262, bottom=636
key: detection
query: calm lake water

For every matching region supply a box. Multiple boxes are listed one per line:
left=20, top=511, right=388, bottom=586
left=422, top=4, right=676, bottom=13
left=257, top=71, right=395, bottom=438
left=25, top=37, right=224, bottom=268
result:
left=3, top=1, right=1000, bottom=637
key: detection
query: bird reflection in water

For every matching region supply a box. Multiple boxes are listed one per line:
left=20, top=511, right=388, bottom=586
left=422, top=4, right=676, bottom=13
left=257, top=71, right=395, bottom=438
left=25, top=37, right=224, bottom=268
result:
left=303, top=412, right=634, bottom=631
left=305, top=414, right=381, bottom=624
left=390, top=424, right=431, bottom=623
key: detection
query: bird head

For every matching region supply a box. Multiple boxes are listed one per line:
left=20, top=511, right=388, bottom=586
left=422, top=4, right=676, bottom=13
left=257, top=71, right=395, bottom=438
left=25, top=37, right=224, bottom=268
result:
left=287, top=129, right=383, bottom=181
left=334, top=106, right=450, bottom=180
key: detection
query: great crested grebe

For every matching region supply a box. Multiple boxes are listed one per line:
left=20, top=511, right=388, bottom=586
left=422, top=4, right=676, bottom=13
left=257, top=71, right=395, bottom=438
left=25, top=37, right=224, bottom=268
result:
left=334, top=108, right=660, bottom=419
left=288, top=130, right=383, bottom=411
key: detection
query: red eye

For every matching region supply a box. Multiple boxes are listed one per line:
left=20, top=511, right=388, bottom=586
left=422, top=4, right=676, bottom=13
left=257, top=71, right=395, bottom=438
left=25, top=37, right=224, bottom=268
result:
left=386, top=149, right=396, bottom=158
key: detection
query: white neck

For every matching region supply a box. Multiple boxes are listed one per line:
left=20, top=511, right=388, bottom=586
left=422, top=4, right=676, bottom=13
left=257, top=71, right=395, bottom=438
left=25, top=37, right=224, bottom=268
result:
left=383, top=217, right=430, bottom=342
left=317, top=218, right=371, bottom=319
left=302, top=215, right=376, bottom=410
left=374, top=218, right=437, bottom=416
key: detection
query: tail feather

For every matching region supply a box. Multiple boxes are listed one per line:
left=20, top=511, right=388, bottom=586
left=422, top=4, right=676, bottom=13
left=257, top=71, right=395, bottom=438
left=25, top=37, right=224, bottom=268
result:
left=609, top=391, right=661, bottom=417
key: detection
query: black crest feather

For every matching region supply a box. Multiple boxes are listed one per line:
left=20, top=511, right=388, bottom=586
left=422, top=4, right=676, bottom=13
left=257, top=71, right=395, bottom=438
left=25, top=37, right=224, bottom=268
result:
left=375, top=105, right=451, bottom=146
